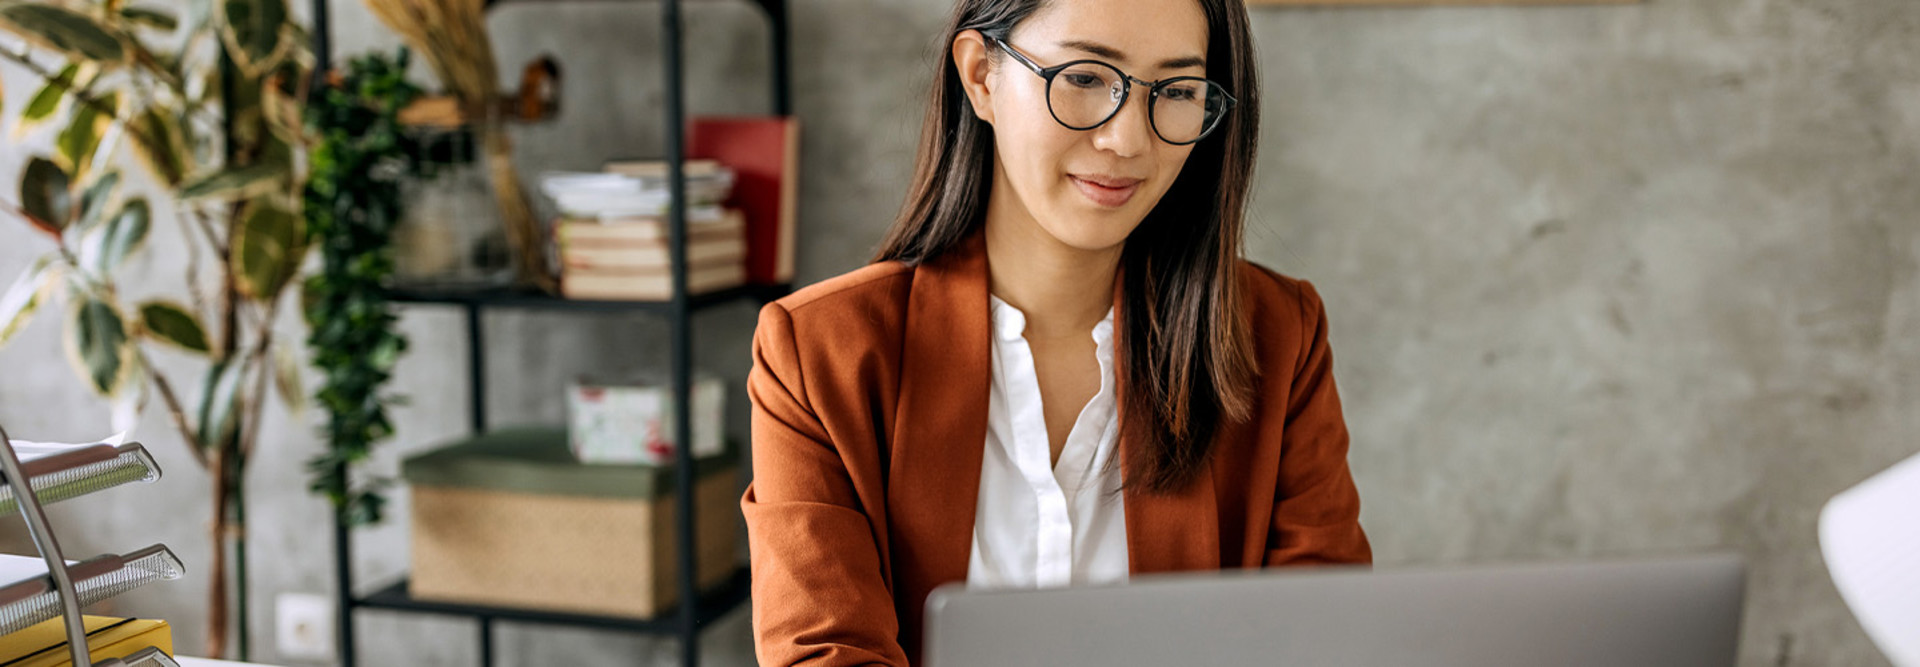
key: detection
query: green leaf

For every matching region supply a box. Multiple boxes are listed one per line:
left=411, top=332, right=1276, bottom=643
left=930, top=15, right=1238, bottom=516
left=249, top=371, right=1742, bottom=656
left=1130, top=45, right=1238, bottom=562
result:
left=178, top=162, right=285, bottom=200
left=119, top=6, right=179, bottom=31
left=0, top=4, right=127, bottom=62
left=76, top=171, right=121, bottom=230
left=64, top=297, right=129, bottom=396
left=137, top=300, right=209, bottom=353
left=19, top=157, right=72, bottom=235
left=261, top=67, right=305, bottom=143
left=300, top=276, right=323, bottom=328
left=232, top=198, right=303, bottom=300
left=88, top=199, right=150, bottom=274
left=18, top=65, right=76, bottom=135
left=130, top=107, right=189, bottom=186
left=56, top=93, right=114, bottom=174
left=14, top=65, right=98, bottom=140
left=218, top=0, right=287, bottom=74
left=196, top=357, right=246, bottom=450
left=273, top=343, right=304, bottom=414
left=0, top=255, right=62, bottom=348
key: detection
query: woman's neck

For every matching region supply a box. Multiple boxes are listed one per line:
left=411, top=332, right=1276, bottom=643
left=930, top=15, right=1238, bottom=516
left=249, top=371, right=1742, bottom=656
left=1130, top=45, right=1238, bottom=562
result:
left=983, top=207, right=1121, bottom=340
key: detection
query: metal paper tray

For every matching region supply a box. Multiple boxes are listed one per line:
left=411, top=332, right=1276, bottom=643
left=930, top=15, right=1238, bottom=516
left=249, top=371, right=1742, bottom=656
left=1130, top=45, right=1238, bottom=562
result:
left=0, top=545, right=185, bottom=636
left=98, top=646, right=180, bottom=667
left=0, top=443, right=162, bottom=515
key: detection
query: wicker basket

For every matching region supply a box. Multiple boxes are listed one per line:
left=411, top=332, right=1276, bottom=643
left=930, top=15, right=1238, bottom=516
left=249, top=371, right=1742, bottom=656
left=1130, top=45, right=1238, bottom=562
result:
left=404, top=427, right=739, bottom=618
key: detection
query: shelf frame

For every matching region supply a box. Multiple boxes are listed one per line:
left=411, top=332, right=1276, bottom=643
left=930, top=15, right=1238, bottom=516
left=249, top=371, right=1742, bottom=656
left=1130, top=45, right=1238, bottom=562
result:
left=314, top=0, right=787, bottom=665
left=313, top=0, right=792, bottom=659
left=350, top=568, right=751, bottom=633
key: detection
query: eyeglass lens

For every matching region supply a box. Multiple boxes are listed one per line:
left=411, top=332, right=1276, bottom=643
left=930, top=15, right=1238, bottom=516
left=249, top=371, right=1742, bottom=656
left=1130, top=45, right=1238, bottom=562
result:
left=1048, top=61, right=1228, bottom=144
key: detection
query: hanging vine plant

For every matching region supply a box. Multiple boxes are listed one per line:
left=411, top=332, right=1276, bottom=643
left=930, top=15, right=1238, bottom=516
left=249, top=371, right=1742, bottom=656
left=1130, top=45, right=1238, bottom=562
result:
left=302, top=49, right=422, bottom=526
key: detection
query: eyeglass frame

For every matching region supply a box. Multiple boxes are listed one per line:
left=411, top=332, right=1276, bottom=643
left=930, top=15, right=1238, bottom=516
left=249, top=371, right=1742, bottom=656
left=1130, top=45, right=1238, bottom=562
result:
left=983, top=33, right=1237, bottom=146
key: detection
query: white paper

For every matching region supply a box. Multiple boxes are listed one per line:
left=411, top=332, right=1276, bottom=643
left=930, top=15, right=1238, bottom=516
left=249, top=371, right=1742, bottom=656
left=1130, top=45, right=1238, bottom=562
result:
left=3, top=433, right=128, bottom=463
left=0, top=553, right=74, bottom=587
left=1820, top=450, right=1920, bottom=667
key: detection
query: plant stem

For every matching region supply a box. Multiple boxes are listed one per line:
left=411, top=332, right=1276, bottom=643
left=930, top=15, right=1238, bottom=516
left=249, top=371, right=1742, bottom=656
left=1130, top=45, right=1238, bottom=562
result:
left=238, top=318, right=274, bottom=467
left=135, top=347, right=209, bottom=469
left=233, top=466, right=250, bottom=661
left=206, top=447, right=230, bottom=659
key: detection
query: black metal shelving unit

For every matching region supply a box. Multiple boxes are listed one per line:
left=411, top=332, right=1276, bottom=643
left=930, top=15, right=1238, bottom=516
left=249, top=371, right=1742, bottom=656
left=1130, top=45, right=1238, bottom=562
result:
left=307, top=0, right=793, bottom=665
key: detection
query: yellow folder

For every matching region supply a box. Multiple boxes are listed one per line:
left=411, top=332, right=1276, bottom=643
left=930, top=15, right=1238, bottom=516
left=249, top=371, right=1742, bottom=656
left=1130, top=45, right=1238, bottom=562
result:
left=0, top=615, right=172, bottom=666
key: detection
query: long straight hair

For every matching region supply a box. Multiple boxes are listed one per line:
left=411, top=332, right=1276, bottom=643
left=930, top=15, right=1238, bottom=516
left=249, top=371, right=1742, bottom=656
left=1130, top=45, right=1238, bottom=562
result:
left=873, top=0, right=1261, bottom=494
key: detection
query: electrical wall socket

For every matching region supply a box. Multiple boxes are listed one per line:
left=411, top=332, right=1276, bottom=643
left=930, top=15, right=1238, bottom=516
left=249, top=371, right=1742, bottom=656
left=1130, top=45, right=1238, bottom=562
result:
left=275, top=593, right=336, bottom=662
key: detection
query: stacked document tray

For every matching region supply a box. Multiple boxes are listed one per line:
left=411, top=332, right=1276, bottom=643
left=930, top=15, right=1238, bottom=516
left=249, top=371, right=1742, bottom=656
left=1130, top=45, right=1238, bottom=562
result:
left=0, top=430, right=181, bottom=667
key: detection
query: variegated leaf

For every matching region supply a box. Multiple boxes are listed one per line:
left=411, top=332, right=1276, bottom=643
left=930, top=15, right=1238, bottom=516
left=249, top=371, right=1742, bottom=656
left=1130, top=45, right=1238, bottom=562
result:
left=0, top=255, right=62, bottom=347
left=138, top=300, right=210, bottom=353
left=0, top=4, right=126, bottom=62
left=64, top=296, right=131, bottom=396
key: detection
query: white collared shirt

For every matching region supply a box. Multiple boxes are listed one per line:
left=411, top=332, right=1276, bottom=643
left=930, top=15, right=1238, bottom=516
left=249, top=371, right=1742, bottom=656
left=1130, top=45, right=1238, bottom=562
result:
left=967, top=296, right=1130, bottom=590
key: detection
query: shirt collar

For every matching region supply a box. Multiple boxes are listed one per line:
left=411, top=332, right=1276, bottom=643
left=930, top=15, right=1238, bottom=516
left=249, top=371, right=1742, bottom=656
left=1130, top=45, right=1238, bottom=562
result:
left=989, top=295, right=1117, bottom=346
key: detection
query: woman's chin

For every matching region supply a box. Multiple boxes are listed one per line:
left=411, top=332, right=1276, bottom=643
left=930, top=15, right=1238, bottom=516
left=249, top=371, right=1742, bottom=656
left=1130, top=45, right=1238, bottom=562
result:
left=1035, top=215, right=1142, bottom=254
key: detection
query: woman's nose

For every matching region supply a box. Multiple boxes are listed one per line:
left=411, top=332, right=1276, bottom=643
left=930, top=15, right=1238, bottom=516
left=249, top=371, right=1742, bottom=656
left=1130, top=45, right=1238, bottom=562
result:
left=1090, top=85, right=1154, bottom=158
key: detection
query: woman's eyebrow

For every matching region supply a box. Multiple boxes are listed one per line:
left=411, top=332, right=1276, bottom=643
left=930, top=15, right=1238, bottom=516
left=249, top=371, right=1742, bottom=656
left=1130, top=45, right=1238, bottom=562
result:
left=1057, top=39, right=1206, bottom=71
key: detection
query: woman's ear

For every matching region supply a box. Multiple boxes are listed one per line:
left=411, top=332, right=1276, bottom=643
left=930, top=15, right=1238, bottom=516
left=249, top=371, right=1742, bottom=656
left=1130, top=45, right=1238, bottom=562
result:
left=952, top=29, right=996, bottom=125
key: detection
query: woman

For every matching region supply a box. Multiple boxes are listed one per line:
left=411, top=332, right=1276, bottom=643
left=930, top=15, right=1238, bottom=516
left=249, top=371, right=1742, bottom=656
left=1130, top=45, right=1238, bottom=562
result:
left=742, top=0, right=1371, bottom=664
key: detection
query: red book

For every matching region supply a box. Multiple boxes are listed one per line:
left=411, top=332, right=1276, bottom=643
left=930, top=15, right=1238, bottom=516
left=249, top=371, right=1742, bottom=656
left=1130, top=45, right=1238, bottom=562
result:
left=685, top=116, right=799, bottom=285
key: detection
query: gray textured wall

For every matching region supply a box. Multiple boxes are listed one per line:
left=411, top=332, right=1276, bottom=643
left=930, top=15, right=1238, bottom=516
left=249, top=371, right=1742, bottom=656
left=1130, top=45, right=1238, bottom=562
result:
left=1, top=0, right=1914, bottom=664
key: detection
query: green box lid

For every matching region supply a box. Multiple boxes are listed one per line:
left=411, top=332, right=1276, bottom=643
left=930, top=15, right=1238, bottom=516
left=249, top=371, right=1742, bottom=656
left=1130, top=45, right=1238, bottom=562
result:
left=400, top=426, right=735, bottom=500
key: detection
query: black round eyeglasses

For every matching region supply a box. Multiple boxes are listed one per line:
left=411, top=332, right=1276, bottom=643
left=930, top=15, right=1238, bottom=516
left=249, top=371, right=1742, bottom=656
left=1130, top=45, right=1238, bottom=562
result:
left=985, top=34, right=1236, bottom=146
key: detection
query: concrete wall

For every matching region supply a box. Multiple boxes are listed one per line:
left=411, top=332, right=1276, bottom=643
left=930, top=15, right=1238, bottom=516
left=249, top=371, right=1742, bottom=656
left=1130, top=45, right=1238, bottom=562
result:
left=2, top=0, right=1915, bottom=664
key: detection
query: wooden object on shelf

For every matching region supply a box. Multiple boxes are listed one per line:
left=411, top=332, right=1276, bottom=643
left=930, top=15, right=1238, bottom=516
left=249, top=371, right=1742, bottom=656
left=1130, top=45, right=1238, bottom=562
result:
left=402, top=428, right=740, bottom=619
left=395, top=55, right=562, bottom=127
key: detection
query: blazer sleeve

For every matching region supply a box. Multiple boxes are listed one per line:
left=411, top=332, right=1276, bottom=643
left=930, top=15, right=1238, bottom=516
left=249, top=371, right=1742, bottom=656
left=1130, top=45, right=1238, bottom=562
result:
left=741, top=302, right=911, bottom=666
left=1265, top=280, right=1374, bottom=566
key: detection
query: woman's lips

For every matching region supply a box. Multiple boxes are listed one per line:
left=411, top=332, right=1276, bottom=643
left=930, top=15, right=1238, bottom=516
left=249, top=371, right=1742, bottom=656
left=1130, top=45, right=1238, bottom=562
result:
left=1070, top=175, right=1141, bottom=208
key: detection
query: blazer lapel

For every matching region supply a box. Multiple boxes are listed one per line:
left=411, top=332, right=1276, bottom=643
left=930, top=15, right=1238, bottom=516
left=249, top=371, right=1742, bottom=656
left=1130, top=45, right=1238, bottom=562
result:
left=887, top=230, right=992, bottom=646
left=1116, top=282, right=1222, bottom=575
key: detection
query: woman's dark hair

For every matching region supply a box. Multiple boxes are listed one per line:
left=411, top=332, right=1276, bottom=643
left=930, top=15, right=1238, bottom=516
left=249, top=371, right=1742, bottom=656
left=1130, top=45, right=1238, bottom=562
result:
left=873, top=0, right=1260, bottom=494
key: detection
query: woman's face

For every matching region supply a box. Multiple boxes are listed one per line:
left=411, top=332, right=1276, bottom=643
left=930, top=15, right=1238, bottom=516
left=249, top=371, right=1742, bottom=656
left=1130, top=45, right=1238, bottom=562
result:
left=957, top=0, right=1212, bottom=253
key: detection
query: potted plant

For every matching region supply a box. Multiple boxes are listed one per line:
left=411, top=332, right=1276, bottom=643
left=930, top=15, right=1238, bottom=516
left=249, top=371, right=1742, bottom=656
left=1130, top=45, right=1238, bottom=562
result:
left=0, top=0, right=312, bottom=658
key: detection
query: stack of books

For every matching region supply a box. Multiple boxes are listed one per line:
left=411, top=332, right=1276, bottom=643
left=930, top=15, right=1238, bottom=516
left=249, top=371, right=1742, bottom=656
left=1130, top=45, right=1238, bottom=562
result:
left=541, top=160, right=748, bottom=300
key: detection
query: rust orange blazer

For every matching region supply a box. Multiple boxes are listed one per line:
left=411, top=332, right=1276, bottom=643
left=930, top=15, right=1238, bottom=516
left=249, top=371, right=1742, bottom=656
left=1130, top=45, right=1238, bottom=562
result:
left=741, top=231, right=1371, bottom=666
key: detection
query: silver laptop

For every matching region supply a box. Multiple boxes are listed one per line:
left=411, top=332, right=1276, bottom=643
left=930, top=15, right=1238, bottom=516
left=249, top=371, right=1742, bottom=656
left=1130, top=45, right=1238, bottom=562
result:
left=923, top=554, right=1744, bottom=667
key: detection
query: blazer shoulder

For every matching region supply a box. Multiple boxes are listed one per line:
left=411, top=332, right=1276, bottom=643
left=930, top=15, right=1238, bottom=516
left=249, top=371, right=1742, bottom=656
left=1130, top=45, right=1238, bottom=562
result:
left=1236, top=259, right=1326, bottom=329
left=758, top=261, right=915, bottom=341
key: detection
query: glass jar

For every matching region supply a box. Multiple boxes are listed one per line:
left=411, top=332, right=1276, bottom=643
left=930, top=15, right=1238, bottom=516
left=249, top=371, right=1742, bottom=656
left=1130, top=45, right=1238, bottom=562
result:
left=391, top=125, right=514, bottom=287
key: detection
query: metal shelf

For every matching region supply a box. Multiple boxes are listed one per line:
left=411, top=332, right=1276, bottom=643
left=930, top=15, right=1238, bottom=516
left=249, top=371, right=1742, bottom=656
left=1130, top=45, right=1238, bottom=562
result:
left=352, top=568, right=750, bottom=633
left=312, top=0, right=792, bottom=662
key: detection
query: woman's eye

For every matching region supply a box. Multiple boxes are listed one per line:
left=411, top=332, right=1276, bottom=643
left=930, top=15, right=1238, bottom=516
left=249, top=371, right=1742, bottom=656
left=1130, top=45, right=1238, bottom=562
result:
left=1163, top=86, right=1198, bottom=101
left=1063, top=73, right=1103, bottom=88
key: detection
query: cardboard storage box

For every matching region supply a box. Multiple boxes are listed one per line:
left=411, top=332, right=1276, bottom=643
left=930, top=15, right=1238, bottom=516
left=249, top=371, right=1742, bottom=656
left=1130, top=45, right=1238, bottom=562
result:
left=0, top=615, right=171, bottom=667
left=402, top=427, right=740, bottom=619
